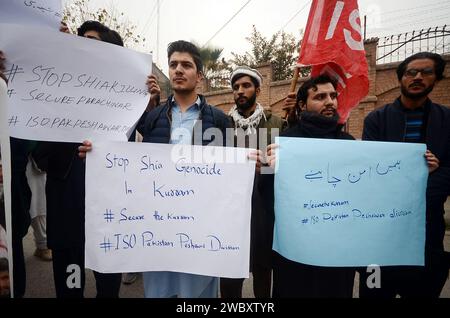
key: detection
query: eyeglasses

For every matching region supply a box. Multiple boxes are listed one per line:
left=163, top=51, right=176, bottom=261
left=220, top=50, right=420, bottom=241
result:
left=404, top=67, right=435, bottom=78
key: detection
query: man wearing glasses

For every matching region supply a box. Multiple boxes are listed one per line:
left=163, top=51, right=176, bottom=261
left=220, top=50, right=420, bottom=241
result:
left=360, top=52, right=450, bottom=298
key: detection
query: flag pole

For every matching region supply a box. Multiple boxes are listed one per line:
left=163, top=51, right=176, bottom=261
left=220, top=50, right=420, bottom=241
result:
left=289, top=66, right=300, bottom=93
left=284, top=66, right=301, bottom=123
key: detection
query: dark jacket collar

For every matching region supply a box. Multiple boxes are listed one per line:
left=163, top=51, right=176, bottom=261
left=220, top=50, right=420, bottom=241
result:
left=393, top=97, right=432, bottom=112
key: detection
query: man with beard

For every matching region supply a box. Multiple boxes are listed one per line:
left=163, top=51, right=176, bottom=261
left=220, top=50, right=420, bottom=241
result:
left=264, top=74, right=356, bottom=298
left=220, top=66, right=284, bottom=298
left=359, top=52, right=450, bottom=298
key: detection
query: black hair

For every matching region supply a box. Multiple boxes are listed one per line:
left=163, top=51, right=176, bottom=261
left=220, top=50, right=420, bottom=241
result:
left=167, top=40, right=203, bottom=73
left=231, top=73, right=260, bottom=89
left=397, top=52, right=446, bottom=81
left=102, top=30, right=124, bottom=47
left=77, top=21, right=124, bottom=47
left=296, top=74, right=338, bottom=106
left=77, top=20, right=110, bottom=38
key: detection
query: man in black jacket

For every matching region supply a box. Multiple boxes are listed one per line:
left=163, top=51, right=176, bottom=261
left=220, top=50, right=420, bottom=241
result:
left=265, top=75, right=356, bottom=298
left=34, top=21, right=160, bottom=298
left=360, top=52, right=449, bottom=298
left=40, top=21, right=126, bottom=298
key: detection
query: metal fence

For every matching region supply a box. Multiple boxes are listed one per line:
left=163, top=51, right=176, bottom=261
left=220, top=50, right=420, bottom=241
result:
left=377, top=25, right=450, bottom=64
left=205, top=70, right=232, bottom=91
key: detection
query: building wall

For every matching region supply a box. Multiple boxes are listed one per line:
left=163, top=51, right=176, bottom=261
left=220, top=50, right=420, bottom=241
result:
left=200, top=39, right=450, bottom=140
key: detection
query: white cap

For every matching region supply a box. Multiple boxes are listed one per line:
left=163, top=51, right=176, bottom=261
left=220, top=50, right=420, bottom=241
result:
left=231, top=66, right=263, bottom=87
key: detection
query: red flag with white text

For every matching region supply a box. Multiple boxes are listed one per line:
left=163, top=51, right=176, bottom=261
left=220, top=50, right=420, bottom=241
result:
left=299, top=0, right=369, bottom=123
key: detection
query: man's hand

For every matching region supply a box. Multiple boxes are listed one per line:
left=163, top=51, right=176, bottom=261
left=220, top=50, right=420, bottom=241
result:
left=78, top=140, right=93, bottom=159
left=284, top=92, right=297, bottom=109
left=59, top=21, right=70, bottom=34
left=266, top=144, right=279, bottom=170
left=425, top=150, right=439, bottom=174
left=284, top=92, right=299, bottom=125
left=146, top=75, right=161, bottom=112
left=0, top=50, right=6, bottom=83
left=248, top=149, right=265, bottom=174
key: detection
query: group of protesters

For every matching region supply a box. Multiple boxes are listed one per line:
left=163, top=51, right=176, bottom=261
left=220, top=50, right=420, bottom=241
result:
left=0, top=18, right=449, bottom=299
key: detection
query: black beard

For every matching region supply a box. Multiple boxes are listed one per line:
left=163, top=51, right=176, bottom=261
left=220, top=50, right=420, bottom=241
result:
left=401, top=83, right=434, bottom=99
left=301, top=111, right=340, bottom=125
left=235, top=93, right=257, bottom=112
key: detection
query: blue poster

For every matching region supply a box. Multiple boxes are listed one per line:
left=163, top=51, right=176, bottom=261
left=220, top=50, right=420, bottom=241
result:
left=274, top=137, right=428, bottom=267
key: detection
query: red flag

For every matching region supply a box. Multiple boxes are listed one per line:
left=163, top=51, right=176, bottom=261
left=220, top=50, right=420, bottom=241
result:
left=299, top=0, right=369, bottom=123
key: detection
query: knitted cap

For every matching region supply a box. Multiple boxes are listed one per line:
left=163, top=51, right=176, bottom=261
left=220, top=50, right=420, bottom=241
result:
left=231, top=66, right=263, bottom=87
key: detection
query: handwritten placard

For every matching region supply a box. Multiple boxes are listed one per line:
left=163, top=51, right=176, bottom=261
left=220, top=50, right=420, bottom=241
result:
left=0, top=24, right=152, bottom=142
left=85, top=141, right=255, bottom=278
left=274, top=137, right=427, bottom=267
left=0, top=0, right=62, bottom=29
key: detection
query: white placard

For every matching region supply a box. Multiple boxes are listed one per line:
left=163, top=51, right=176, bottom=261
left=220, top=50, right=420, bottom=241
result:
left=0, top=0, right=62, bottom=29
left=0, top=24, right=152, bottom=142
left=85, top=141, right=256, bottom=278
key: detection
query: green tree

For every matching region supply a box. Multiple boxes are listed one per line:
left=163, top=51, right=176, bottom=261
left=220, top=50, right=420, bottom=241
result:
left=199, top=46, right=225, bottom=78
left=196, top=44, right=232, bottom=91
left=230, top=25, right=309, bottom=81
left=63, top=0, right=145, bottom=49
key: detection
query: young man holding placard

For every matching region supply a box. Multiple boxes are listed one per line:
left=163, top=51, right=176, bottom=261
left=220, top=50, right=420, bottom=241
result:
left=360, top=52, right=449, bottom=298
